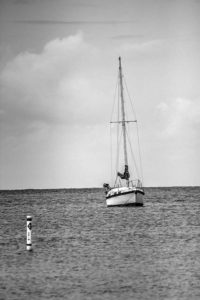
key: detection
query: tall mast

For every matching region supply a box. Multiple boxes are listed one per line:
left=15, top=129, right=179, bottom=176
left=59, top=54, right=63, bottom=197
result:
left=119, top=56, right=129, bottom=185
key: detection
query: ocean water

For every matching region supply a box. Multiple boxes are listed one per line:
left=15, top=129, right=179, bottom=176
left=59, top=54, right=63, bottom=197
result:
left=0, top=187, right=199, bottom=300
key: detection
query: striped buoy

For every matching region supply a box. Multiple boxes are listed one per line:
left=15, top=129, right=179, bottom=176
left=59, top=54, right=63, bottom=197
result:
left=27, top=216, right=32, bottom=251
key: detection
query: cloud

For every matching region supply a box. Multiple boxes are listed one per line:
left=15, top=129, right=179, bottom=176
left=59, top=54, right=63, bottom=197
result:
left=156, top=97, right=200, bottom=138
left=111, top=34, right=144, bottom=40
left=140, top=97, right=200, bottom=186
left=1, top=31, right=199, bottom=188
left=0, top=32, right=114, bottom=188
left=117, top=37, right=169, bottom=63
left=0, top=32, right=111, bottom=138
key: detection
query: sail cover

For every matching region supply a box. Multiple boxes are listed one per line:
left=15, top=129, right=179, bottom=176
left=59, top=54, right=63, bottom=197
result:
left=117, top=165, right=130, bottom=180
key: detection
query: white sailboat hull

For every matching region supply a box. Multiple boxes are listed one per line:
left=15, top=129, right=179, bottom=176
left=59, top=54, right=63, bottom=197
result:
left=106, top=187, right=144, bottom=207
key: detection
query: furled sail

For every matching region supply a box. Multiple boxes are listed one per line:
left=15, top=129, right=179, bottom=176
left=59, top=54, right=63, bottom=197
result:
left=117, top=165, right=130, bottom=180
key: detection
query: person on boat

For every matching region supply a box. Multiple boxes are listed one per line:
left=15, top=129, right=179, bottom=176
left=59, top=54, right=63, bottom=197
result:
left=117, top=165, right=130, bottom=180
left=103, top=183, right=111, bottom=194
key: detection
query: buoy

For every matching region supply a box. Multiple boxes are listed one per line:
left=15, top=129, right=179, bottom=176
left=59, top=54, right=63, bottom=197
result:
left=27, top=216, right=32, bottom=251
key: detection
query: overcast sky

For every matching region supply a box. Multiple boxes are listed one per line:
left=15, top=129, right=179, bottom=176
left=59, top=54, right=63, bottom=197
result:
left=0, top=0, right=200, bottom=189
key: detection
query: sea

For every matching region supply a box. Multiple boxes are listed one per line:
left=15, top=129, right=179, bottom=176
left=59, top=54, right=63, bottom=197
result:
left=0, top=187, right=199, bottom=300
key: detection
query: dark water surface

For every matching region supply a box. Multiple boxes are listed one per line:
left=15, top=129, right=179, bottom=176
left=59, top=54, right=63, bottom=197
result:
left=0, top=187, right=200, bottom=300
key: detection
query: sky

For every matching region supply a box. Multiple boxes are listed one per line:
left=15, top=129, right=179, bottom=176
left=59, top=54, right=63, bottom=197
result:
left=0, top=0, right=200, bottom=189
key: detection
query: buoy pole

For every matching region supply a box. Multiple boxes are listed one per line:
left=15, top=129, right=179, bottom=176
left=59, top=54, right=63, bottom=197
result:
left=27, top=216, right=32, bottom=251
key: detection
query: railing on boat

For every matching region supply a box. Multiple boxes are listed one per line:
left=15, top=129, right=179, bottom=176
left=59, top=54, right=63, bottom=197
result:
left=114, top=179, right=143, bottom=189
left=104, top=179, right=143, bottom=194
left=129, top=179, right=143, bottom=188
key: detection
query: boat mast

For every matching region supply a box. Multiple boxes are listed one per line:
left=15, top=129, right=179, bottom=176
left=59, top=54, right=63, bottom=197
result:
left=119, top=56, right=129, bottom=186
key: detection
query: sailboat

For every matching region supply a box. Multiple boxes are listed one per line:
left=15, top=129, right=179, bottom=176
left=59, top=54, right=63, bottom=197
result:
left=103, top=57, right=145, bottom=207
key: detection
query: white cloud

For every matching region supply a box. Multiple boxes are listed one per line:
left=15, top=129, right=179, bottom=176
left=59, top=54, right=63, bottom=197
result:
left=120, top=38, right=162, bottom=53
left=0, top=32, right=111, bottom=138
left=156, top=97, right=200, bottom=138
left=1, top=31, right=200, bottom=188
left=140, top=97, right=200, bottom=186
left=0, top=32, right=114, bottom=188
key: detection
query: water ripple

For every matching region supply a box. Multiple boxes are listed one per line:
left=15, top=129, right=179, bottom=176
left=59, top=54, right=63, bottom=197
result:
left=0, top=187, right=200, bottom=299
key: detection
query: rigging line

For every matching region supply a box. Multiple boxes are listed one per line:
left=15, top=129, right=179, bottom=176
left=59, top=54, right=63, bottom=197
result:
left=126, top=125, right=140, bottom=178
left=115, top=127, right=123, bottom=175
left=117, top=73, right=120, bottom=135
left=111, top=123, right=123, bottom=186
left=110, top=123, right=113, bottom=185
left=124, top=75, right=144, bottom=184
left=116, top=76, right=120, bottom=174
left=116, top=177, right=122, bottom=188
left=114, top=75, right=123, bottom=187
left=136, top=122, right=144, bottom=184
left=123, top=76, right=137, bottom=121
left=114, top=128, right=123, bottom=187
left=110, top=74, right=119, bottom=122
left=110, top=73, right=120, bottom=186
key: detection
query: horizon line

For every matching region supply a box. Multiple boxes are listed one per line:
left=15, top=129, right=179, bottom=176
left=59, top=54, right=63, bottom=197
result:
left=0, top=185, right=199, bottom=191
